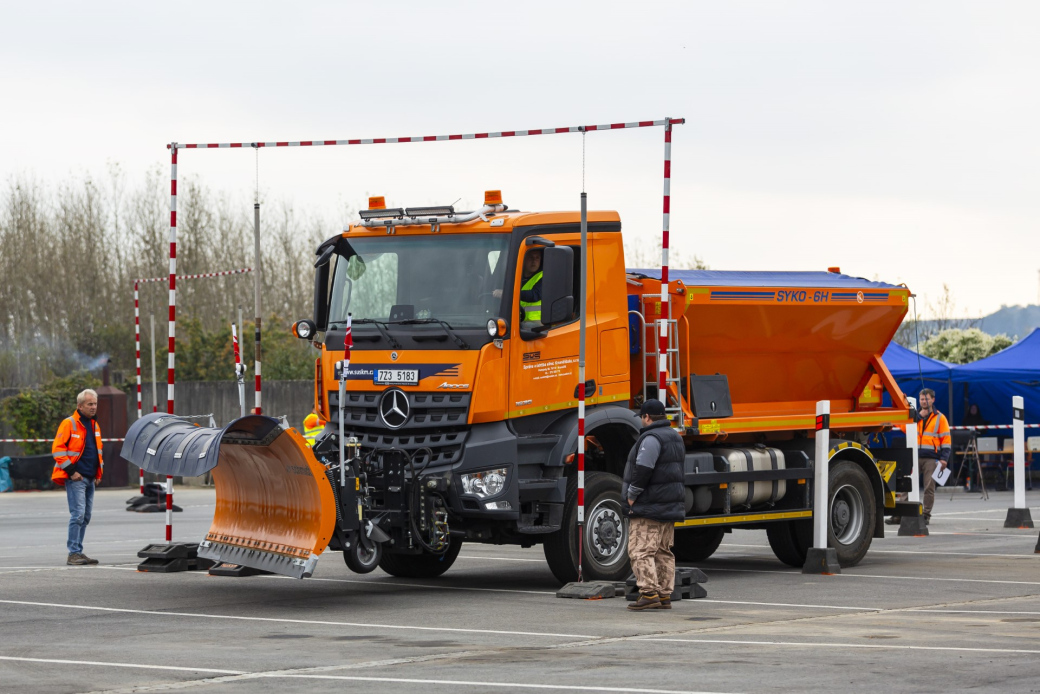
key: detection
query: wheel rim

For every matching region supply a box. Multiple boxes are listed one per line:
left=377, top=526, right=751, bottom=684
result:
left=830, top=483, right=865, bottom=545
left=355, top=543, right=379, bottom=568
left=584, top=497, right=627, bottom=569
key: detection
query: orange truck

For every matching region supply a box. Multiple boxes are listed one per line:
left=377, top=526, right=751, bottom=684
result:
left=123, top=191, right=918, bottom=582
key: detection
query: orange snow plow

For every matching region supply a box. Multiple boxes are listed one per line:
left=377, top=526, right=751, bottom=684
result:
left=121, top=414, right=336, bottom=578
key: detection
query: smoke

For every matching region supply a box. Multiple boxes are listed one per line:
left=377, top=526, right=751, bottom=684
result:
left=0, top=335, right=111, bottom=389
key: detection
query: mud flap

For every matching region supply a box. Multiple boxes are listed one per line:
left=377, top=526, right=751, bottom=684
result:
left=121, top=413, right=337, bottom=579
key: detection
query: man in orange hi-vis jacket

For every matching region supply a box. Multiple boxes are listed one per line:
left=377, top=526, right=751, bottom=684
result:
left=916, top=388, right=952, bottom=524
left=887, top=388, right=951, bottom=526
left=52, top=389, right=104, bottom=565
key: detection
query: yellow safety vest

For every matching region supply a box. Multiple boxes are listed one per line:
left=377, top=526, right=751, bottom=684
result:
left=519, top=271, right=542, bottom=322
left=303, top=423, right=324, bottom=448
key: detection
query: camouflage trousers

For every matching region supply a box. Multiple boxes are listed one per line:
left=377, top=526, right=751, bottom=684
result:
left=627, top=517, right=675, bottom=597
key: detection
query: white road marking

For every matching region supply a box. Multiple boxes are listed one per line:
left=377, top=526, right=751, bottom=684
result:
left=457, top=555, right=546, bottom=563
left=274, top=673, right=732, bottom=693
left=718, top=543, right=1040, bottom=559
left=0, top=599, right=594, bottom=639
left=0, top=655, right=242, bottom=674
left=639, top=637, right=1040, bottom=655
left=700, top=599, right=879, bottom=611
left=704, top=567, right=1040, bottom=586
left=287, top=574, right=555, bottom=595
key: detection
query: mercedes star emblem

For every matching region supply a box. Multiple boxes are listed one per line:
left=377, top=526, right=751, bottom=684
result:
left=379, top=389, right=409, bottom=429
left=390, top=351, right=399, bottom=361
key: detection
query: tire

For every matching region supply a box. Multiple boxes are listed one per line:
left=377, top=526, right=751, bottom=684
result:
left=343, top=537, right=382, bottom=574
left=766, top=520, right=812, bottom=567
left=828, top=461, right=875, bottom=567
left=377, top=540, right=462, bottom=579
left=766, top=460, right=874, bottom=568
left=672, top=527, right=725, bottom=563
left=543, top=472, right=631, bottom=584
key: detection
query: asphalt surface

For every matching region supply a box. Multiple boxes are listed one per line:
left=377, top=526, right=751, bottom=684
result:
left=2, top=486, right=1039, bottom=694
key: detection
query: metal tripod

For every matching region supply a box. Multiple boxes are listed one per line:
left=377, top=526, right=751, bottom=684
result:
left=950, top=433, right=988, bottom=501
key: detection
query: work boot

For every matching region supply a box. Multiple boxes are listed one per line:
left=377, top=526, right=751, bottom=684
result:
left=627, top=592, right=661, bottom=611
left=80, top=554, right=100, bottom=565
left=659, top=595, right=673, bottom=610
left=923, top=516, right=930, bottom=526
left=885, top=516, right=901, bottom=526
left=67, top=553, right=90, bottom=566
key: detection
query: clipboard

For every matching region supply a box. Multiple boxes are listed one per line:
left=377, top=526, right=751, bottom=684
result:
left=932, top=465, right=952, bottom=487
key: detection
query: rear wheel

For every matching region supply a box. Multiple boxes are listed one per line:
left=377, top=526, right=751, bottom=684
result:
left=378, top=541, right=462, bottom=579
left=543, top=472, right=631, bottom=584
left=766, top=519, right=812, bottom=567
left=672, top=527, right=725, bottom=562
left=828, top=461, right=875, bottom=567
left=766, top=460, right=875, bottom=568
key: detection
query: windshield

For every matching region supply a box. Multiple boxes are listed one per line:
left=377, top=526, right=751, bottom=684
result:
left=328, top=234, right=508, bottom=328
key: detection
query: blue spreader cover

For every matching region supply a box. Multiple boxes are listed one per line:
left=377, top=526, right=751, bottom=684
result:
left=627, top=269, right=900, bottom=290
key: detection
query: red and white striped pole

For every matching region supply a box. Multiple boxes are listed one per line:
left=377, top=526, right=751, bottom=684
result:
left=166, top=142, right=177, bottom=542
left=658, top=119, right=672, bottom=397
left=577, top=191, right=588, bottom=582
left=252, top=199, right=262, bottom=415
left=134, top=281, right=144, bottom=494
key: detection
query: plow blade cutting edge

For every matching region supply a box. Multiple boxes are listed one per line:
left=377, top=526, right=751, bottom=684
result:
left=121, top=413, right=336, bottom=579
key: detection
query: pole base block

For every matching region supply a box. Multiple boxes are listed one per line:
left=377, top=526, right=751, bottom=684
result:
left=899, top=516, right=929, bottom=537
left=1004, top=508, right=1035, bottom=529
left=1035, top=531, right=1040, bottom=554
left=137, top=542, right=214, bottom=573
left=624, top=567, right=708, bottom=601
left=556, top=581, right=621, bottom=599
left=802, top=547, right=841, bottom=575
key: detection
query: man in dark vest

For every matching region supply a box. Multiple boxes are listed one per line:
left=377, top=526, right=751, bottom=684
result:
left=622, top=399, right=685, bottom=610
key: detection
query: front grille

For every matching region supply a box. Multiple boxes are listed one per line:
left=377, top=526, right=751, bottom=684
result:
left=329, top=389, right=471, bottom=467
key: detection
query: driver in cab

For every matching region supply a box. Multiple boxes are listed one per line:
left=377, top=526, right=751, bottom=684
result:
left=493, top=249, right=542, bottom=322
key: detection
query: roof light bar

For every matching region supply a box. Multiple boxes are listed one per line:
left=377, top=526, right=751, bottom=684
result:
left=405, top=205, right=455, bottom=217
left=358, top=208, right=405, bottom=220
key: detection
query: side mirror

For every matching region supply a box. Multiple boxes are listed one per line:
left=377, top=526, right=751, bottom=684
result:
left=313, top=260, right=331, bottom=332
left=540, top=245, right=574, bottom=326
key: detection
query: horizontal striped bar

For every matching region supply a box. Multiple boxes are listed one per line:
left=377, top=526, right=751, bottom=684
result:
left=168, top=119, right=685, bottom=150
left=136, top=267, right=251, bottom=284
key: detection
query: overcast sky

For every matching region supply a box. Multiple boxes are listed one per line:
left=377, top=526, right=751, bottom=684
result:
left=2, top=1, right=1038, bottom=318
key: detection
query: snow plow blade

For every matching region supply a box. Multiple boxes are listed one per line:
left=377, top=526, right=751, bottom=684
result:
left=121, top=413, right=336, bottom=579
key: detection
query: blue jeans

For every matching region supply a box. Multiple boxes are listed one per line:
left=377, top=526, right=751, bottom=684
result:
left=66, top=478, right=95, bottom=555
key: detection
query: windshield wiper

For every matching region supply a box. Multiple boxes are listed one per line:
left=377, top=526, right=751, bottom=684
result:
left=393, top=319, right=469, bottom=349
left=339, top=318, right=402, bottom=350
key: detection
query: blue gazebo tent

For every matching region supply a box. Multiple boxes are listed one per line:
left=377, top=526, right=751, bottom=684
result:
left=952, top=328, right=1040, bottom=428
left=881, top=341, right=954, bottom=417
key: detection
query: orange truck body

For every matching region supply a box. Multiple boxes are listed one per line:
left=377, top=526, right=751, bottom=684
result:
left=300, top=205, right=915, bottom=581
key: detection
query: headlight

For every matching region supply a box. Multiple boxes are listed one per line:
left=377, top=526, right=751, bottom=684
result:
left=487, top=319, right=497, bottom=337
left=461, top=467, right=509, bottom=499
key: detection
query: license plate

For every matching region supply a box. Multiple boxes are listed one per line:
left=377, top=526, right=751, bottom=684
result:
left=374, top=369, right=419, bottom=386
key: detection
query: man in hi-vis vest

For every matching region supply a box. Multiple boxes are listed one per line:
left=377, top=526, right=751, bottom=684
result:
left=887, top=388, right=951, bottom=526
left=52, top=389, right=104, bottom=565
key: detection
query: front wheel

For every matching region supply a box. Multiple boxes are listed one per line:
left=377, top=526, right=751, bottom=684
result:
left=343, top=537, right=382, bottom=574
left=377, top=541, right=462, bottom=579
left=543, top=472, right=631, bottom=584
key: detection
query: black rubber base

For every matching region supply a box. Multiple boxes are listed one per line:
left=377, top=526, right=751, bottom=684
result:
left=127, top=503, right=183, bottom=513
left=625, top=567, right=708, bottom=601
left=802, top=547, right=841, bottom=575
left=1004, top=508, right=1035, bottom=529
left=556, top=581, right=620, bottom=599
left=1035, top=532, right=1040, bottom=554
left=899, top=516, right=929, bottom=537
left=136, top=542, right=213, bottom=573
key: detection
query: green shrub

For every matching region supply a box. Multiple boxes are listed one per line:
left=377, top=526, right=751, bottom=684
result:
left=0, top=372, right=101, bottom=454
